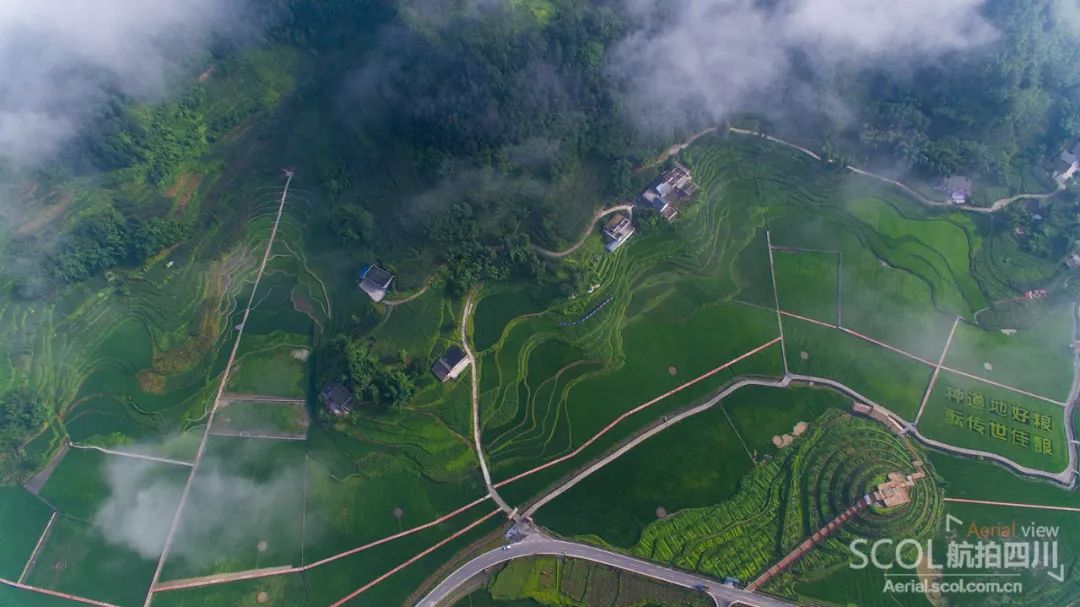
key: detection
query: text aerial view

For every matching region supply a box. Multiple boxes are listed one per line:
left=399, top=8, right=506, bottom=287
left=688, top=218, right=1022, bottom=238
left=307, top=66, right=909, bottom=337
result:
left=6, top=1, right=1080, bottom=606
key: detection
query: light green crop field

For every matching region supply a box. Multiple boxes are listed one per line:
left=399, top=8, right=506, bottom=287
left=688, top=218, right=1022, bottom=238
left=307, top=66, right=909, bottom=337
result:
left=782, top=315, right=933, bottom=421
left=6, top=113, right=1079, bottom=607
left=923, top=501, right=1080, bottom=605
left=943, top=307, right=1075, bottom=404
left=227, top=337, right=309, bottom=398
left=468, top=556, right=714, bottom=607
left=212, top=400, right=309, bottom=436
left=918, top=370, right=1068, bottom=473
left=773, top=249, right=840, bottom=325
left=160, top=436, right=307, bottom=581
left=844, top=194, right=985, bottom=314
left=535, top=387, right=755, bottom=548
left=0, top=487, right=53, bottom=579
left=25, top=515, right=160, bottom=607
left=473, top=284, right=560, bottom=352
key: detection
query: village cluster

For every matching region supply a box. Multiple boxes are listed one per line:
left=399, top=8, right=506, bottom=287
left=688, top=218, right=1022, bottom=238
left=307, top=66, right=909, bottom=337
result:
left=601, top=162, right=698, bottom=252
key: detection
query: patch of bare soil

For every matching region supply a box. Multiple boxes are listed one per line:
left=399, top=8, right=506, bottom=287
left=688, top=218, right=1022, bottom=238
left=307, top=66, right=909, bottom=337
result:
left=16, top=192, right=74, bottom=236
left=256, top=591, right=269, bottom=604
left=668, top=366, right=678, bottom=375
left=772, top=434, right=794, bottom=448
left=137, top=370, right=167, bottom=395
left=165, top=173, right=205, bottom=210
left=198, top=64, right=217, bottom=83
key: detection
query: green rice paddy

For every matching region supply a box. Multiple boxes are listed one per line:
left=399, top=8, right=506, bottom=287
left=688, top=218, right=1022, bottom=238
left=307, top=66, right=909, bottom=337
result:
left=917, top=370, right=1068, bottom=473
left=3, top=121, right=1078, bottom=606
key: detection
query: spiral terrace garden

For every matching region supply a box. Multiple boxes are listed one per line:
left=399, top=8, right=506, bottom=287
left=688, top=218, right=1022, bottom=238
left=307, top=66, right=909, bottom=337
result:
left=3, top=126, right=1080, bottom=607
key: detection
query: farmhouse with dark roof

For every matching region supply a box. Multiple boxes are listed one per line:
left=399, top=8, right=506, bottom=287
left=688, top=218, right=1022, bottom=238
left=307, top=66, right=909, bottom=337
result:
left=640, top=162, right=696, bottom=221
left=432, top=345, right=470, bottom=382
left=320, top=382, right=356, bottom=416
left=358, top=264, right=395, bottom=302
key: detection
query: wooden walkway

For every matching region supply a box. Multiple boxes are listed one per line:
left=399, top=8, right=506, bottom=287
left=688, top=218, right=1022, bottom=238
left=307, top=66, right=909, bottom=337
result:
left=747, top=495, right=872, bottom=592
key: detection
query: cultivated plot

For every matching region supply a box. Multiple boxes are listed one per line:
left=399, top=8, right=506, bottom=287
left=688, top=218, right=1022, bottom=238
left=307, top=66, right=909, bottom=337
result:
left=918, top=370, right=1068, bottom=473
left=772, top=248, right=840, bottom=326
left=159, top=437, right=307, bottom=582
left=211, top=400, right=309, bottom=439
left=782, top=315, right=932, bottom=421
left=943, top=309, right=1074, bottom=404
left=0, top=486, right=53, bottom=579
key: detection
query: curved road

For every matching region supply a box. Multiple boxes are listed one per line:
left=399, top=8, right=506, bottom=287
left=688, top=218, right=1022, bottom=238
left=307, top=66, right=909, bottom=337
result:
left=415, top=530, right=795, bottom=607
left=534, top=204, right=634, bottom=259
left=727, top=127, right=1062, bottom=213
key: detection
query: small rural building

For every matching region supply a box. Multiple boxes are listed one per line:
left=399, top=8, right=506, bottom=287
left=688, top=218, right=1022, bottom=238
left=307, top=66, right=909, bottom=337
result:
left=1055, top=142, right=1080, bottom=184
left=602, top=213, right=635, bottom=252
left=320, top=382, right=356, bottom=417
left=872, top=471, right=926, bottom=508
left=1065, top=252, right=1080, bottom=269
left=939, top=175, right=973, bottom=205
left=432, top=345, right=470, bottom=382
left=358, top=264, right=395, bottom=302
left=640, top=162, right=696, bottom=221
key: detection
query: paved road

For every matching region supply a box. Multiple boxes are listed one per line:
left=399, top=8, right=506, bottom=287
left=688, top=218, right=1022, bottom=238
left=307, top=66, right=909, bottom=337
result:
left=415, top=530, right=796, bottom=607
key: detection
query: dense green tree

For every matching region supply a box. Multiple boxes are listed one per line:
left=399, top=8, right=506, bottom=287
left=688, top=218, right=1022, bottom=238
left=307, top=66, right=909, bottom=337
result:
left=0, top=389, right=48, bottom=450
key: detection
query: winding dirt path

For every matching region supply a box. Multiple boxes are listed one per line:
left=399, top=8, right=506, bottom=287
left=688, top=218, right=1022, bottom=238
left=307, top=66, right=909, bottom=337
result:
left=728, top=127, right=1063, bottom=213
left=461, top=293, right=514, bottom=515
left=533, top=203, right=634, bottom=259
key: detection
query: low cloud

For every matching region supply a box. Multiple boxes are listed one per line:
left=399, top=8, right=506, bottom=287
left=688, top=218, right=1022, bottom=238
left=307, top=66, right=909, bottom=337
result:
left=610, top=0, right=998, bottom=136
left=94, top=448, right=306, bottom=563
left=0, top=0, right=255, bottom=164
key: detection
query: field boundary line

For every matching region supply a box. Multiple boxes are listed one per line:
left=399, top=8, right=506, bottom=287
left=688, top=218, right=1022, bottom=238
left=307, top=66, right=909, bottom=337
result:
left=943, top=497, right=1080, bottom=512
left=18, top=511, right=57, bottom=583
left=787, top=310, right=1068, bottom=406
left=205, top=430, right=307, bottom=441
left=151, top=566, right=301, bottom=592
left=496, top=337, right=782, bottom=490
left=787, top=373, right=1073, bottom=484
left=328, top=508, right=502, bottom=607
left=143, top=170, right=294, bottom=607
left=522, top=374, right=792, bottom=517
left=727, top=127, right=1062, bottom=213
left=300, top=453, right=309, bottom=567
left=780, top=309, right=837, bottom=329
left=0, top=577, right=119, bottom=607
left=937, top=365, right=1068, bottom=407
left=836, top=250, right=843, bottom=327
left=68, top=442, right=194, bottom=467
left=720, top=404, right=754, bottom=463
left=838, top=326, right=937, bottom=366
left=219, top=393, right=305, bottom=403
left=152, top=495, right=491, bottom=592
left=915, top=317, right=961, bottom=424
left=462, top=292, right=514, bottom=515
left=766, top=231, right=790, bottom=374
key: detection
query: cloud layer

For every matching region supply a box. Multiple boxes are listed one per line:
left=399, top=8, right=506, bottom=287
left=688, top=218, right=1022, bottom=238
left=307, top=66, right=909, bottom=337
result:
left=0, top=0, right=252, bottom=163
left=94, top=448, right=306, bottom=563
left=610, top=0, right=998, bottom=135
